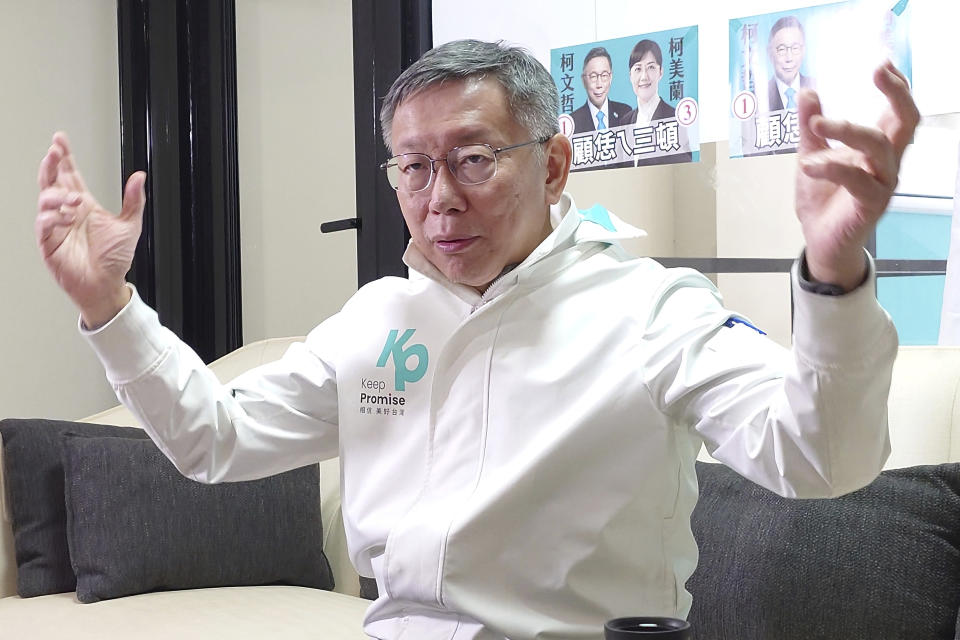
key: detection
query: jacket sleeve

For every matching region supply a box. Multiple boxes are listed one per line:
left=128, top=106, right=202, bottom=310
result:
left=82, top=286, right=343, bottom=483
left=642, top=255, right=896, bottom=498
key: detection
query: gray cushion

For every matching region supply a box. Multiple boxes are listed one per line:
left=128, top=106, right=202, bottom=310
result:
left=0, top=418, right=149, bottom=597
left=687, top=461, right=960, bottom=640
left=61, top=433, right=334, bottom=603
left=360, top=575, right=379, bottom=600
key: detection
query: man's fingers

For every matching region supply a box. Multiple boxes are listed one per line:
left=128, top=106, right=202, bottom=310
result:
left=874, top=61, right=920, bottom=157
left=807, top=117, right=898, bottom=187
left=37, top=144, right=63, bottom=189
left=800, top=154, right=891, bottom=215
left=119, top=171, right=147, bottom=221
left=38, top=188, right=82, bottom=212
left=51, top=132, right=76, bottom=171
left=884, top=59, right=910, bottom=88
left=797, top=88, right=829, bottom=153
left=35, top=210, right=75, bottom=255
left=50, top=131, right=90, bottom=193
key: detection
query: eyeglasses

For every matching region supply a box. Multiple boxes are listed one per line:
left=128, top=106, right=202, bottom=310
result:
left=381, top=137, right=551, bottom=193
left=583, top=71, right=611, bottom=83
left=775, top=43, right=803, bottom=57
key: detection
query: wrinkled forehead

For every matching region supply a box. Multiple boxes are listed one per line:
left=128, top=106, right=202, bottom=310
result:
left=396, top=74, right=488, bottom=113
left=390, top=76, right=517, bottom=152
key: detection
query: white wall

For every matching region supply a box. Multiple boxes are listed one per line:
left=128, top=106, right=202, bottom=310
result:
left=566, top=165, right=675, bottom=258
left=236, top=0, right=358, bottom=342
left=0, top=0, right=121, bottom=419
left=0, top=0, right=359, bottom=420
left=714, top=139, right=799, bottom=346
left=433, top=0, right=960, bottom=347
left=434, top=0, right=959, bottom=143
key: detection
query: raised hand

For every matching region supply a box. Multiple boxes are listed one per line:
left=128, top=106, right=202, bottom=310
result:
left=36, top=132, right=147, bottom=327
left=795, top=61, right=919, bottom=291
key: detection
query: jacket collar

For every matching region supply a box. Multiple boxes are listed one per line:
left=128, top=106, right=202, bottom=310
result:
left=402, top=192, right=646, bottom=306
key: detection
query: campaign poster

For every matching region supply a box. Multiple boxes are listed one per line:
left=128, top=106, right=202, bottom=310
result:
left=551, top=26, right=699, bottom=172
left=729, top=0, right=912, bottom=158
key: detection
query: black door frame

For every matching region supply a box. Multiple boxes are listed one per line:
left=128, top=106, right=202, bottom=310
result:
left=117, top=0, right=242, bottom=363
left=341, top=0, right=433, bottom=287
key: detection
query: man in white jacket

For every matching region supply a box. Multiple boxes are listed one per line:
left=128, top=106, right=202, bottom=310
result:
left=35, top=40, right=917, bottom=640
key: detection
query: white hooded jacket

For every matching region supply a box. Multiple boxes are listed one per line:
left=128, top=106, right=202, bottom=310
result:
left=84, top=193, right=896, bottom=640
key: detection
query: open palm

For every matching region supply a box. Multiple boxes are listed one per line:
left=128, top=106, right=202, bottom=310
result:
left=35, top=132, right=146, bottom=324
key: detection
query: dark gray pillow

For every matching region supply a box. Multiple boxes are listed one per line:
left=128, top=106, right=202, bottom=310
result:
left=61, top=433, right=334, bottom=603
left=0, top=418, right=149, bottom=597
left=687, top=461, right=960, bottom=640
left=360, top=575, right=379, bottom=600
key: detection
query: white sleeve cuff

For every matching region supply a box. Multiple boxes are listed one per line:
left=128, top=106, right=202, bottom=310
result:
left=791, top=252, right=898, bottom=366
left=79, top=283, right=174, bottom=385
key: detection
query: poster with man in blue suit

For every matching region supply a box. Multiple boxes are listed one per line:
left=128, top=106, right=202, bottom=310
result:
left=551, top=26, right=699, bottom=171
left=729, top=1, right=912, bottom=158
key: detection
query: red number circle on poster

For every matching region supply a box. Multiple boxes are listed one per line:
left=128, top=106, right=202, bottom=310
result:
left=732, top=91, right=757, bottom=120
left=675, top=98, right=698, bottom=127
left=558, top=114, right=575, bottom=137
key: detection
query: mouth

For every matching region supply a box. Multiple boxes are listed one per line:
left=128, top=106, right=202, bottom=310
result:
left=434, top=236, right=479, bottom=253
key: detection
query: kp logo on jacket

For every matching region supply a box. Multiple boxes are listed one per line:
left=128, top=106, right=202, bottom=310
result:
left=358, top=330, right=429, bottom=419
left=378, top=329, right=429, bottom=391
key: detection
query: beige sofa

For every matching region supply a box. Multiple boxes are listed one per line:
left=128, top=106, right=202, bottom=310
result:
left=0, top=337, right=371, bottom=639
left=1, top=341, right=959, bottom=638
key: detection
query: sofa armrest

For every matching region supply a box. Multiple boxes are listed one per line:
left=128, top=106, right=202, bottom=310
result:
left=885, top=346, right=960, bottom=468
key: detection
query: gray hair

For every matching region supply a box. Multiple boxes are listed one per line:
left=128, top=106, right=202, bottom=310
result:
left=380, top=39, right=560, bottom=154
left=769, top=15, right=805, bottom=43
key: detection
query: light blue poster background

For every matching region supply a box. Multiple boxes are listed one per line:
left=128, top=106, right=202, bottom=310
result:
left=876, top=208, right=951, bottom=345
left=550, top=26, right=699, bottom=168
left=728, top=1, right=912, bottom=158
left=551, top=26, right=698, bottom=124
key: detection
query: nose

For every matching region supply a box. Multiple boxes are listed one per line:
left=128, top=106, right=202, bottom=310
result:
left=427, top=160, right=467, bottom=215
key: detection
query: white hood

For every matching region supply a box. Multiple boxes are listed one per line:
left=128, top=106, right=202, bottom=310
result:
left=401, top=192, right=646, bottom=306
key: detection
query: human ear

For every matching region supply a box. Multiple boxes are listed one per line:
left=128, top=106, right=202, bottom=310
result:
left=543, top=134, right=572, bottom=205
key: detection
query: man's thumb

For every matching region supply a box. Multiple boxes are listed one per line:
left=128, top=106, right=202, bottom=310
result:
left=120, top=171, right=147, bottom=220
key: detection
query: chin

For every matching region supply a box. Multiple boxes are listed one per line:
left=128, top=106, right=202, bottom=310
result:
left=442, top=265, right=499, bottom=291
left=451, top=273, right=493, bottom=290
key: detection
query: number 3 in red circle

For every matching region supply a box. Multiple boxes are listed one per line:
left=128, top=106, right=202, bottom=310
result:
left=675, top=98, right=699, bottom=126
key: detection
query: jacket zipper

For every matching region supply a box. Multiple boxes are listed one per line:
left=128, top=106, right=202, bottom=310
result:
left=471, top=269, right=516, bottom=313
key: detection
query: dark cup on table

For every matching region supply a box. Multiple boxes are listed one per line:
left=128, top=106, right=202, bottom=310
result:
left=604, top=617, right=692, bottom=639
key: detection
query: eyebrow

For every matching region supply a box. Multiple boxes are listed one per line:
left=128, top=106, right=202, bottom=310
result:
left=393, top=128, right=502, bottom=154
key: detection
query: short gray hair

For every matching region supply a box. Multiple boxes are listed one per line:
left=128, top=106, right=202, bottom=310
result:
left=380, top=39, right=560, bottom=153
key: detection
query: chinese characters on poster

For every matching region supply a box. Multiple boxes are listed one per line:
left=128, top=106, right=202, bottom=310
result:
left=551, top=26, right=699, bottom=171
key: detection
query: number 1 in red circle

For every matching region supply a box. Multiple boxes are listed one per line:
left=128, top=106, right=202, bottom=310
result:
left=733, top=91, right=757, bottom=120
